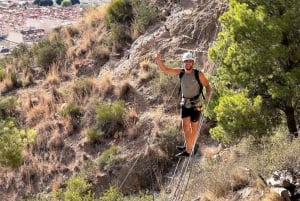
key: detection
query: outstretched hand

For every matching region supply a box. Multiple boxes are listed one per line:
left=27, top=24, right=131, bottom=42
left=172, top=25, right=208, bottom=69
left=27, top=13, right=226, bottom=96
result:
left=155, top=53, right=162, bottom=63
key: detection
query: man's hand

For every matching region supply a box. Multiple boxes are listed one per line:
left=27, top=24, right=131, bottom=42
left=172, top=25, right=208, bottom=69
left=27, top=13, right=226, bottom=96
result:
left=155, top=53, right=162, bottom=63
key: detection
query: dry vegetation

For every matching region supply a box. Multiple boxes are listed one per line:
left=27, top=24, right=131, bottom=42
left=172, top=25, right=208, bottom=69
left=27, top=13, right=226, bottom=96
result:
left=0, top=1, right=299, bottom=201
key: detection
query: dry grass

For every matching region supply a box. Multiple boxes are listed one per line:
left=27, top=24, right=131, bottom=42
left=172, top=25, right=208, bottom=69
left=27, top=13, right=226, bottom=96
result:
left=51, top=175, right=64, bottom=190
left=71, top=77, right=99, bottom=103
left=0, top=76, right=14, bottom=94
left=62, top=25, right=80, bottom=46
left=139, top=57, right=151, bottom=71
left=50, top=86, right=64, bottom=104
left=75, top=29, right=95, bottom=57
left=262, top=191, right=284, bottom=201
left=115, top=80, right=135, bottom=99
left=98, top=69, right=115, bottom=98
left=22, top=91, right=56, bottom=127
left=92, top=44, right=111, bottom=63
left=124, top=105, right=139, bottom=128
left=83, top=6, right=107, bottom=27
left=48, top=130, right=65, bottom=151
left=46, top=64, right=60, bottom=86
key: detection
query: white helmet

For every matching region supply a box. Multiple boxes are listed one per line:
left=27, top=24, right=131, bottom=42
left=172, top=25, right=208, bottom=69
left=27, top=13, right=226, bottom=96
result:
left=182, top=52, right=195, bottom=62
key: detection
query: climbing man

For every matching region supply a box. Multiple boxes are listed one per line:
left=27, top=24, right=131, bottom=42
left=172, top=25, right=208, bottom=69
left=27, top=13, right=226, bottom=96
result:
left=155, top=52, right=211, bottom=157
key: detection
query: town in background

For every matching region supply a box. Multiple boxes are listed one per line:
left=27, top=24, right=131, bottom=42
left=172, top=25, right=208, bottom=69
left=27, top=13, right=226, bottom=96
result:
left=0, top=0, right=110, bottom=56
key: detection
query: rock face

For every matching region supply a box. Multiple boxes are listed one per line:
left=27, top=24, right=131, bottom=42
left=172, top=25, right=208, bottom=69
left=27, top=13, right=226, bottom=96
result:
left=266, top=169, right=300, bottom=201
left=115, top=0, right=227, bottom=76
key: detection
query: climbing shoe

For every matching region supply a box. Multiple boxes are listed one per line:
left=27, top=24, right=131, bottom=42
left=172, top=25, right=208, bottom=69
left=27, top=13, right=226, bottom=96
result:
left=175, top=151, right=190, bottom=157
left=176, top=144, right=199, bottom=154
left=176, top=145, right=186, bottom=151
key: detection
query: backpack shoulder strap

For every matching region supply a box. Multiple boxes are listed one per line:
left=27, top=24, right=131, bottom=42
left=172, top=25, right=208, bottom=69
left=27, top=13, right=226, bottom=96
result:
left=194, top=69, right=205, bottom=99
left=178, top=69, right=185, bottom=96
left=179, top=69, right=185, bottom=79
left=193, top=69, right=202, bottom=86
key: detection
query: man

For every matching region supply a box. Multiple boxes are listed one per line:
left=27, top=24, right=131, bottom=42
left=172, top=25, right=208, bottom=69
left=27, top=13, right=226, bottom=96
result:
left=155, top=52, right=211, bottom=157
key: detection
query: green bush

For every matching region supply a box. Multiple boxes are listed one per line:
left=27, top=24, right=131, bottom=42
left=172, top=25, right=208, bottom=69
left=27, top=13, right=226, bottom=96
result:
left=106, top=0, right=133, bottom=27
left=0, top=96, right=17, bottom=119
left=96, top=145, right=120, bottom=172
left=94, top=100, right=125, bottom=137
left=0, top=120, right=36, bottom=168
left=86, top=127, right=104, bottom=143
left=72, top=78, right=95, bottom=102
left=60, top=103, right=82, bottom=118
left=61, top=0, right=72, bottom=6
left=100, top=186, right=124, bottom=201
left=53, top=175, right=96, bottom=201
left=105, top=0, right=133, bottom=48
left=0, top=68, right=5, bottom=81
left=32, top=38, right=65, bottom=69
left=131, top=0, right=158, bottom=35
left=95, top=100, right=125, bottom=123
left=157, top=125, right=182, bottom=159
left=11, top=43, right=31, bottom=59
left=33, top=0, right=53, bottom=6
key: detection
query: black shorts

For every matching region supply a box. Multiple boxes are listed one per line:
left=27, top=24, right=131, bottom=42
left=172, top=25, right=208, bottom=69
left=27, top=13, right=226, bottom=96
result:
left=181, top=106, right=201, bottom=122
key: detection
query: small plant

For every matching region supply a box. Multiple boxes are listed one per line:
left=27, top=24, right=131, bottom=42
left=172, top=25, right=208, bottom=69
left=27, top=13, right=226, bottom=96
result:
left=86, top=127, right=104, bottom=143
left=53, top=175, right=96, bottom=201
left=105, top=0, right=133, bottom=28
left=94, top=100, right=125, bottom=137
left=157, top=124, right=182, bottom=159
left=131, top=0, right=158, bottom=39
left=61, top=0, right=72, bottom=6
left=46, top=64, right=60, bottom=86
left=32, top=38, right=65, bottom=70
left=72, top=78, right=96, bottom=103
left=0, top=96, right=17, bottom=119
left=0, top=120, right=36, bottom=168
left=100, top=186, right=124, bottom=201
left=84, top=6, right=107, bottom=27
left=60, top=103, right=82, bottom=118
left=96, top=145, right=120, bottom=172
left=105, top=0, right=133, bottom=49
left=139, top=57, right=151, bottom=71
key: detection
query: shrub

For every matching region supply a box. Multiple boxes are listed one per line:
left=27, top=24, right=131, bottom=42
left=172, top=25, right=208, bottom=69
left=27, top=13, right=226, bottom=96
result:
left=61, top=0, right=72, bottom=6
left=53, top=175, right=96, bottom=201
left=60, top=103, right=82, bottom=118
left=0, top=120, right=36, bottom=168
left=33, top=0, right=54, bottom=6
left=0, top=96, right=17, bottom=119
left=71, top=78, right=96, bottom=103
left=131, top=0, right=158, bottom=38
left=94, top=100, right=125, bottom=137
left=32, top=38, right=65, bottom=70
left=96, top=145, right=120, bottom=172
left=0, top=67, right=5, bottom=81
left=157, top=125, right=182, bottom=159
left=86, top=127, right=104, bottom=143
left=100, top=186, right=124, bottom=201
left=106, top=0, right=133, bottom=49
left=106, top=0, right=133, bottom=27
left=11, top=43, right=32, bottom=58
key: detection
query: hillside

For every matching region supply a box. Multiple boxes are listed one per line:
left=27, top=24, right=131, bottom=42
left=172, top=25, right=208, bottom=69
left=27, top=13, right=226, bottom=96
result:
left=0, top=0, right=299, bottom=201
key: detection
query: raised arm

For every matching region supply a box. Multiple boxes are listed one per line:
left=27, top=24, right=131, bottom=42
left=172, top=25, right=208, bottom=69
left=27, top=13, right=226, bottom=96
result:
left=199, top=71, right=212, bottom=102
left=155, top=53, right=181, bottom=75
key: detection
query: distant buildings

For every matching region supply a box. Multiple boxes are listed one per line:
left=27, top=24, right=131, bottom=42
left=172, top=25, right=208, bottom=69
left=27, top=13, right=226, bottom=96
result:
left=0, top=1, right=83, bottom=55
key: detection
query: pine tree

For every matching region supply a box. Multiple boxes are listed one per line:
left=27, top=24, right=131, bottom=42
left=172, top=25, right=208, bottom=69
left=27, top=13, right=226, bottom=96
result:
left=209, top=0, right=300, bottom=142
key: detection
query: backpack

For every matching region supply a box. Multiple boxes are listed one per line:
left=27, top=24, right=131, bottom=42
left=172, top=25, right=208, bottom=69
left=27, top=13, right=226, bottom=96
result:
left=178, top=69, right=204, bottom=99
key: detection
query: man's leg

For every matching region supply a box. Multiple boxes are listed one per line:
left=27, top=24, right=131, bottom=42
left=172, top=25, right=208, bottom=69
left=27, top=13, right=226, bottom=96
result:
left=182, top=117, right=192, bottom=154
left=190, top=120, right=200, bottom=152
